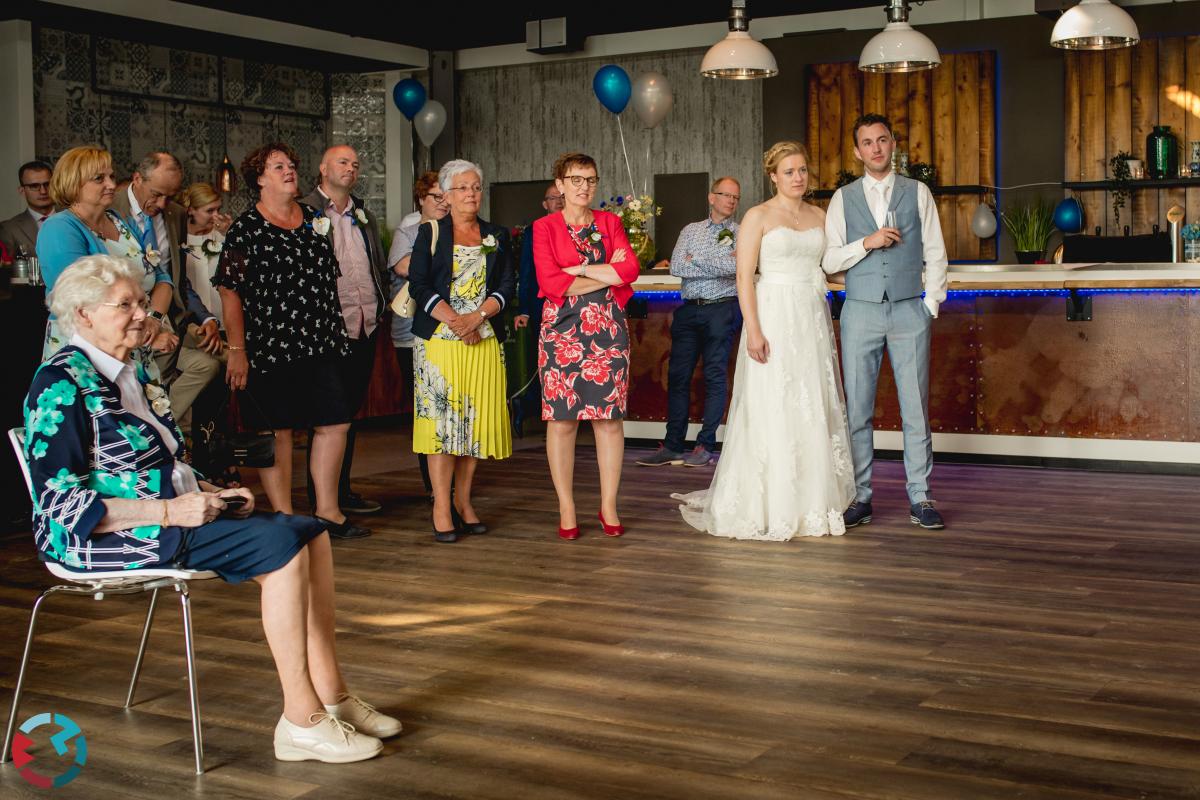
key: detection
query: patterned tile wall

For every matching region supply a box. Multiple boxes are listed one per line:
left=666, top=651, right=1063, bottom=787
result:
left=33, top=28, right=387, bottom=220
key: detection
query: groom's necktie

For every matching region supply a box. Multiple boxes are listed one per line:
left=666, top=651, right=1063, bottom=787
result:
left=872, top=184, right=890, bottom=228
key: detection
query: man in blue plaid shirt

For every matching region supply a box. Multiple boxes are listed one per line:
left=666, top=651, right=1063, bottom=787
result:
left=638, top=177, right=741, bottom=468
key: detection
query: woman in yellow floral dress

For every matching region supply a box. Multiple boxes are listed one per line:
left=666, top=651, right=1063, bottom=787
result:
left=407, top=159, right=515, bottom=542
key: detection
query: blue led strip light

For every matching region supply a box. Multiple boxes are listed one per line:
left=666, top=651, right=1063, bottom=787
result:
left=634, top=288, right=1200, bottom=300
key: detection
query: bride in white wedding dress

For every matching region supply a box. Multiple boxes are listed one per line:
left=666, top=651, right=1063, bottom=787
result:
left=673, top=141, right=855, bottom=540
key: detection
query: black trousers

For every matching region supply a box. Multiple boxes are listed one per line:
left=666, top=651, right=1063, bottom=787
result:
left=663, top=299, right=740, bottom=453
left=307, top=330, right=377, bottom=503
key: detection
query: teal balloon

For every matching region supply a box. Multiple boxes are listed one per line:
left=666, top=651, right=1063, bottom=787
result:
left=1053, top=197, right=1084, bottom=233
left=592, top=65, right=632, bottom=114
left=392, top=79, right=426, bottom=121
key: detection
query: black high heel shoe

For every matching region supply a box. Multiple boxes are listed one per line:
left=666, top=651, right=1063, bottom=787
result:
left=451, top=505, right=487, bottom=535
left=432, top=510, right=459, bottom=543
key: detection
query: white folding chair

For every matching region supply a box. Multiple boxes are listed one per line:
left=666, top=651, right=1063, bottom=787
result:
left=2, top=427, right=215, bottom=775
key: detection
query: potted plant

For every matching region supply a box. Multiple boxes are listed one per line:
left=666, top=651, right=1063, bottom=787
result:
left=1001, top=198, right=1055, bottom=264
left=907, top=162, right=937, bottom=188
left=1108, top=150, right=1134, bottom=227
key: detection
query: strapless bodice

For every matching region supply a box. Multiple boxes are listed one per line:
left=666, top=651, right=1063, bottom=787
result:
left=757, top=226, right=826, bottom=287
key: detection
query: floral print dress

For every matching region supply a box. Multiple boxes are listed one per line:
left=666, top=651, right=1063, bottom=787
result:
left=538, top=222, right=630, bottom=421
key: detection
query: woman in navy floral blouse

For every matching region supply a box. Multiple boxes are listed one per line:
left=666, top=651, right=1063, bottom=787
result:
left=215, top=143, right=363, bottom=540
left=24, top=255, right=398, bottom=762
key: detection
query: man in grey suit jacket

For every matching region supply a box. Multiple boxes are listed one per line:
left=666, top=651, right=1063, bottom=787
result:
left=823, top=113, right=949, bottom=531
left=1, top=160, right=55, bottom=258
left=300, top=144, right=389, bottom=521
left=112, top=151, right=221, bottom=425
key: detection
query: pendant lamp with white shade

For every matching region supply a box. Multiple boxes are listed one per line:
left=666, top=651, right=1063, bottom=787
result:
left=1050, top=0, right=1139, bottom=50
left=701, top=0, right=778, bottom=80
left=859, top=0, right=941, bottom=73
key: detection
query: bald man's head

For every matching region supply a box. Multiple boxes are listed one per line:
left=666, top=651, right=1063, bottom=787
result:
left=320, top=145, right=360, bottom=193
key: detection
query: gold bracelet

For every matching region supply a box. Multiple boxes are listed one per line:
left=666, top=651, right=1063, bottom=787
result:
left=161, top=500, right=170, bottom=528
left=226, top=344, right=246, bottom=351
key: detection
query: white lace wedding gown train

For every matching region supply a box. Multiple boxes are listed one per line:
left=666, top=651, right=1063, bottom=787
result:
left=673, top=226, right=856, bottom=540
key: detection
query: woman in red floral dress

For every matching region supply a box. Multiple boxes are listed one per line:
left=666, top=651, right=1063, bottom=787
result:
left=532, top=152, right=641, bottom=540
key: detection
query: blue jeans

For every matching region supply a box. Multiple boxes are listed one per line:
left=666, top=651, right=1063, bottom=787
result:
left=664, top=299, right=739, bottom=453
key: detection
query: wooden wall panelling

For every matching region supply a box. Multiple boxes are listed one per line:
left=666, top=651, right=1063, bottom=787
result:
left=1105, top=48, right=1132, bottom=234
left=1158, top=36, right=1188, bottom=223
left=954, top=53, right=981, bottom=260
left=817, top=63, right=843, bottom=195
left=1130, top=39, right=1160, bottom=234
left=908, top=70, right=932, bottom=166
left=978, top=51, right=997, bottom=260
left=863, top=72, right=886, bottom=120
left=885, top=72, right=910, bottom=151
left=1064, top=52, right=1082, bottom=182
left=1187, top=36, right=1200, bottom=226
left=839, top=62, right=862, bottom=177
left=807, top=65, right=822, bottom=185
left=932, top=52, right=958, bottom=259
left=1079, top=51, right=1107, bottom=235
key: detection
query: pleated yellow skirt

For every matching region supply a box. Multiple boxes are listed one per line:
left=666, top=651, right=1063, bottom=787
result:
left=413, top=336, right=512, bottom=459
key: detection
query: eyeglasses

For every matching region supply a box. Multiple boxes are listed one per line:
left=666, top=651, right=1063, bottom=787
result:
left=562, top=176, right=599, bottom=188
left=544, top=194, right=564, bottom=203
left=713, top=191, right=740, bottom=201
left=425, top=192, right=447, bottom=203
left=449, top=184, right=482, bottom=194
left=98, top=299, right=151, bottom=314
left=21, top=181, right=50, bottom=191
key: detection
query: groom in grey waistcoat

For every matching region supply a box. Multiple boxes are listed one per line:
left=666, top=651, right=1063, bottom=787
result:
left=822, top=113, right=949, bottom=530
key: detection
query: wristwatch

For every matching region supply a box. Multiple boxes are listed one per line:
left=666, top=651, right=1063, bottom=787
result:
left=479, top=309, right=487, bottom=320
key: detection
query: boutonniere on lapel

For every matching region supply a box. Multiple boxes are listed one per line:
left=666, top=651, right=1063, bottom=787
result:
left=480, top=234, right=498, bottom=255
left=144, top=247, right=162, bottom=267
left=353, top=208, right=369, bottom=226
left=717, top=228, right=735, bottom=248
left=144, top=382, right=171, bottom=417
left=309, top=212, right=331, bottom=236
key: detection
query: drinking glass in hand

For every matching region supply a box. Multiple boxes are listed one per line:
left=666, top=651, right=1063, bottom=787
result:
left=885, top=210, right=897, bottom=229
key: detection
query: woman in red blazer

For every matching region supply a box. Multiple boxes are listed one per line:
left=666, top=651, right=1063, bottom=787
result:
left=532, top=152, right=641, bottom=540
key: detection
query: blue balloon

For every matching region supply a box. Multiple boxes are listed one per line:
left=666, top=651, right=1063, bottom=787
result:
left=1053, top=197, right=1084, bottom=233
left=593, top=65, right=632, bottom=114
left=392, top=79, right=426, bottom=121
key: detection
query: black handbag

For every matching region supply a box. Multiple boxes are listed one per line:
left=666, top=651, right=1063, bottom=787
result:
left=200, top=390, right=275, bottom=469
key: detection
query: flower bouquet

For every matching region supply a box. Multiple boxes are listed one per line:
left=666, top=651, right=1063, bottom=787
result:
left=600, top=193, right=663, bottom=267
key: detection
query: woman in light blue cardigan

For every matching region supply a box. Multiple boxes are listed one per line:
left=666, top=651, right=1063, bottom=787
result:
left=36, top=145, right=175, bottom=364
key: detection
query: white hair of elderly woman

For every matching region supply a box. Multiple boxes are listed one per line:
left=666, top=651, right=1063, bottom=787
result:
left=48, top=255, right=145, bottom=337
left=438, top=159, right=484, bottom=192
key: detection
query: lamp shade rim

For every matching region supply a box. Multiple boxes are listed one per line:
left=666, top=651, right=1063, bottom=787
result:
left=1050, top=0, right=1140, bottom=50
left=858, top=21, right=941, bottom=72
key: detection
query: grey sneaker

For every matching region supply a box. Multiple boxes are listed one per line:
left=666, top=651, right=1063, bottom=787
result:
left=636, top=446, right=684, bottom=466
left=682, top=446, right=716, bottom=467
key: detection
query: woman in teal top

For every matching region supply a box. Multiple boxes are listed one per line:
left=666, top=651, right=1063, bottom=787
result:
left=36, top=145, right=176, bottom=367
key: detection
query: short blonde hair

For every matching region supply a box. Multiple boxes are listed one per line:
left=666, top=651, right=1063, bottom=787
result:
left=710, top=176, right=741, bottom=193
left=50, top=145, right=113, bottom=208
left=180, top=181, right=220, bottom=210
left=48, top=255, right=144, bottom=337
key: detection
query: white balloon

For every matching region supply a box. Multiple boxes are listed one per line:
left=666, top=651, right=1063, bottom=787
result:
left=413, top=99, right=446, bottom=146
left=971, top=203, right=997, bottom=238
left=631, top=72, right=674, bottom=129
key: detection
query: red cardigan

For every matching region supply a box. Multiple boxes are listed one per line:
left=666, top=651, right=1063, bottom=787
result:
left=532, top=210, right=640, bottom=309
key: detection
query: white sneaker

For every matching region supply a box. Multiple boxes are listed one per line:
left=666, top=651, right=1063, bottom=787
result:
left=324, top=693, right=403, bottom=738
left=274, top=712, right=383, bottom=763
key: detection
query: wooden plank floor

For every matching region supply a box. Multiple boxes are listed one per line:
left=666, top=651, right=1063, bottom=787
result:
left=2, top=435, right=1198, bottom=799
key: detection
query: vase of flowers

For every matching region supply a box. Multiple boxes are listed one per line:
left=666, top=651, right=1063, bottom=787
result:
left=1182, top=222, right=1200, bottom=263
left=601, top=193, right=663, bottom=267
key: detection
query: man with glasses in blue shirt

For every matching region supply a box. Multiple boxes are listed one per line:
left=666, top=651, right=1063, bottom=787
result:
left=638, top=177, right=741, bottom=468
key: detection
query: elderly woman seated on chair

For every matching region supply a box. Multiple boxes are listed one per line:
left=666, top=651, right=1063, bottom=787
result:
left=22, top=254, right=399, bottom=764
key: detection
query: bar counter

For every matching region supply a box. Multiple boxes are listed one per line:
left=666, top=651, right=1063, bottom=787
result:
left=626, top=263, right=1200, bottom=467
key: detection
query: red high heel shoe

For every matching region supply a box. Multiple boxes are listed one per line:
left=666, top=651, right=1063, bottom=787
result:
left=558, top=526, right=580, bottom=540
left=597, top=511, right=625, bottom=537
